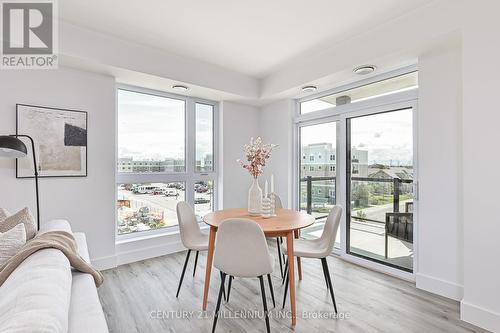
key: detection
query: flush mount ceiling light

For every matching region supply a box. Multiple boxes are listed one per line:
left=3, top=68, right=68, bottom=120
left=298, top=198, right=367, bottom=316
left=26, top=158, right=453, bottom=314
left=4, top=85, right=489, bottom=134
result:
left=301, top=85, right=317, bottom=93
left=172, top=84, right=189, bottom=91
left=353, top=65, right=376, bottom=75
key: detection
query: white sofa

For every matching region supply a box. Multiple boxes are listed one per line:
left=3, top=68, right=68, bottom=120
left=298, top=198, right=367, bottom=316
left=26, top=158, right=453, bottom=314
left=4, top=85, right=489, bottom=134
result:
left=0, top=220, right=108, bottom=333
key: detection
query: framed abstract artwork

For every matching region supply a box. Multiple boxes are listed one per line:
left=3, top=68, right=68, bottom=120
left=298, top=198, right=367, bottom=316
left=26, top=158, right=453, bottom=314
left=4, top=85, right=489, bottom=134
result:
left=16, top=104, right=88, bottom=178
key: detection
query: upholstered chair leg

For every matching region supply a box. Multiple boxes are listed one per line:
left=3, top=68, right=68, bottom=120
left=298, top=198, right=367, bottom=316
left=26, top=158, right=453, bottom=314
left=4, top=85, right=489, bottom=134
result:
left=282, top=259, right=288, bottom=285
left=226, top=276, right=234, bottom=302
left=320, top=258, right=330, bottom=290
left=176, top=250, right=191, bottom=298
left=267, top=274, right=276, bottom=308
left=280, top=238, right=286, bottom=263
left=322, top=258, right=338, bottom=313
left=276, top=238, right=283, bottom=278
left=258, top=276, right=271, bottom=333
left=193, top=251, right=199, bottom=277
left=220, top=271, right=227, bottom=301
left=212, top=272, right=227, bottom=333
left=282, top=271, right=289, bottom=309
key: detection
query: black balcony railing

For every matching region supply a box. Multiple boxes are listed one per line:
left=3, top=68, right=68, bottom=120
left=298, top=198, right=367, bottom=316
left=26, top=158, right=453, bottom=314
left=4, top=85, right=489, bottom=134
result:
left=300, top=175, right=413, bottom=223
left=300, top=176, right=336, bottom=218
left=351, top=177, right=413, bottom=223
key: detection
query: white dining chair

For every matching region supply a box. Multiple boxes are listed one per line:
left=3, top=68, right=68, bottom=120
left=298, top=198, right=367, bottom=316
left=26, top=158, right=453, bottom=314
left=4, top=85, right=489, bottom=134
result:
left=212, top=218, right=275, bottom=333
left=281, top=205, right=342, bottom=313
left=175, top=201, right=209, bottom=298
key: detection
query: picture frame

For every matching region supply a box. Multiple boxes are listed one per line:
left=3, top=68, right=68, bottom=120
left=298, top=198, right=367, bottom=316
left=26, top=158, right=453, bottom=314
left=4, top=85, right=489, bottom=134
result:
left=16, top=103, right=88, bottom=178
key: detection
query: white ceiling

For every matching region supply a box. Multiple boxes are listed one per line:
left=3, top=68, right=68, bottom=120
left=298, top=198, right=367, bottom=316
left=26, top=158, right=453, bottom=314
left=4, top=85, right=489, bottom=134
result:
left=60, top=0, right=433, bottom=78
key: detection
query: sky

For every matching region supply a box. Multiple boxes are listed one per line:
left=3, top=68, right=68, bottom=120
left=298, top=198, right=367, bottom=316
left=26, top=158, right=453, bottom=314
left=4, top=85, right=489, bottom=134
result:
left=118, top=90, right=212, bottom=162
left=301, top=109, right=413, bottom=166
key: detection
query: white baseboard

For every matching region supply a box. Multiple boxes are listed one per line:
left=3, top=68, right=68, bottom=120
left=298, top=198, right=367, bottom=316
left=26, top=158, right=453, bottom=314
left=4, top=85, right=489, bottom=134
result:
left=415, top=273, right=463, bottom=301
left=89, top=232, right=186, bottom=270
left=461, top=300, right=500, bottom=332
left=92, top=255, right=117, bottom=270
left=115, top=240, right=184, bottom=266
left=339, top=253, right=415, bottom=282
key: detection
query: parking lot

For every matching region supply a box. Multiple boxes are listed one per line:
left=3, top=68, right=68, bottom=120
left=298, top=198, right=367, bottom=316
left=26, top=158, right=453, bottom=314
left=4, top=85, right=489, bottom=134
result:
left=117, top=187, right=212, bottom=234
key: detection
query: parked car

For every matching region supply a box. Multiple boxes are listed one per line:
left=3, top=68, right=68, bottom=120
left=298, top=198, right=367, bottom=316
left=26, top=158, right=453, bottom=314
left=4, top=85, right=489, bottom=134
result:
left=164, top=189, right=178, bottom=197
left=152, top=188, right=165, bottom=195
left=196, top=186, right=208, bottom=193
left=194, top=197, right=210, bottom=204
left=134, top=185, right=158, bottom=194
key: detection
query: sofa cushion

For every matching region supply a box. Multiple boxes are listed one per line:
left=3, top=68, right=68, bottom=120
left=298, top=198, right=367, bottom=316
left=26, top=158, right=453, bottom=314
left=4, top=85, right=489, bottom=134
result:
left=0, top=224, right=26, bottom=266
left=0, top=207, right=36, bottom=240
left=0, top=248, right=72, bottom=333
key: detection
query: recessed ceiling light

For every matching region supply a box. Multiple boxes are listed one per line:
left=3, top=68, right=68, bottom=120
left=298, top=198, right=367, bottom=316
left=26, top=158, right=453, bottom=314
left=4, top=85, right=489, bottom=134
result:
left=353, top=65, right=376, bottom=75
left=301, top=85, right=317, bottom=93
left=172, top=84, right=189, bottom=91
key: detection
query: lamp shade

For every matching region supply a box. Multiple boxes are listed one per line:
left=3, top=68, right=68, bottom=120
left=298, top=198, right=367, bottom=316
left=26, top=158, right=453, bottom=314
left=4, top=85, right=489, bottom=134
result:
left=0, top=136, right=28, bottom=158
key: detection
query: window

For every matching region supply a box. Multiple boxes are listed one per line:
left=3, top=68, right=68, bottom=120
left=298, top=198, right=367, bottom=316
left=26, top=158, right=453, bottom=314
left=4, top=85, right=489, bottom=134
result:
left=117, top=90, right=185, bottom=172
left=347, top=109, right=414, bottom=272
left=196, top=103, right=214, bottom=172
left=194, top=180, right=214, bottom=219
left=117, top=88, right=218, bottom=236
left=300, top=71, right=418, bottom=114
left=330, top=154, right=335, bottom=161
left=299, top=121, right=338, bottom=246
left=309, top=155, right=314, bottom=161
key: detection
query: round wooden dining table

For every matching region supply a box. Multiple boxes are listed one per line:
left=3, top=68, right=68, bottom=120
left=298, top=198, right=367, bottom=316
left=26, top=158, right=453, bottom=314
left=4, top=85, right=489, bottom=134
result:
left=202, top=208, right=314, bottom=326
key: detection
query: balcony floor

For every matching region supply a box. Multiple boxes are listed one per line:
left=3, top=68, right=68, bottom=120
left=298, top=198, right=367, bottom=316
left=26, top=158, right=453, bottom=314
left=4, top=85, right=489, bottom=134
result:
left=304, top=220, right=413, bottom=271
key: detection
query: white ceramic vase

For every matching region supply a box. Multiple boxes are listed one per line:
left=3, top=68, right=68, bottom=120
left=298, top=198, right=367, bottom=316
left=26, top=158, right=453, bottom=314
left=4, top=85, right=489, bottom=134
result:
left=248, top=177, right=262, bottom=216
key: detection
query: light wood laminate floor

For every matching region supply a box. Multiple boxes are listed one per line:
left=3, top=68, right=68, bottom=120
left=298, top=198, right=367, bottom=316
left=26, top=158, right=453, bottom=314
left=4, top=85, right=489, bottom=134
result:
left=98, top=242, right=488, bottom=333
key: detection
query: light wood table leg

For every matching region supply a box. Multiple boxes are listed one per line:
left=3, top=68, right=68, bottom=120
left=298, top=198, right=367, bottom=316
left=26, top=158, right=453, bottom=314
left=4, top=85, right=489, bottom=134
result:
left=294, top=230, right=302, bottom=281
left=286, top=231, right=296, bottom=326
left=203, top=226, right=217, bottom=310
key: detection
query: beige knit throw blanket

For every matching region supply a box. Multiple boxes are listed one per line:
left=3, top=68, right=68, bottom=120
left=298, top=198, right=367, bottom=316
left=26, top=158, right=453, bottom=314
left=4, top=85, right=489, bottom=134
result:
left=0, top=230, right=104, bottom=287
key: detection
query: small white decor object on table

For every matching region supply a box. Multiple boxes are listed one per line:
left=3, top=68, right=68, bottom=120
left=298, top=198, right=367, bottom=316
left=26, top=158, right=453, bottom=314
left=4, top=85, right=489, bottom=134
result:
left=261, top=180, right=272, bottom=218
left=269, top=174, right=277, bottom=216
left=238, top=137, right=276, bottom=216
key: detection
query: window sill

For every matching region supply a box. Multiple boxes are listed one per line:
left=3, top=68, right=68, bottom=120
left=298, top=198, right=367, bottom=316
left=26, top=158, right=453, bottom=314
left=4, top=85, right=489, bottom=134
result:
left=116, top=223, right=210, bottom=245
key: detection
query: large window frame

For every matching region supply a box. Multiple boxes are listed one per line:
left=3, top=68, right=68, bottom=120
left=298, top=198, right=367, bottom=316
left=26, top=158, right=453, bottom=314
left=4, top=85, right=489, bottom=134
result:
left=116, top=85, right=219, bottom=240
left=292, top=65, right=419, bottom=280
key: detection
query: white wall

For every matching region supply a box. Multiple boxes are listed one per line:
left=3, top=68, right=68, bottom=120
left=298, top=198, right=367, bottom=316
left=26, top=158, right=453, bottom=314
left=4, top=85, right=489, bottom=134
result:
left=461, top=1, right=500, bottom=331
left=0, top=67, right=116, bottom=268
left=220, top=101, right=261, bottom=208
left=416, top=43, right=464, bottom=300
left=260, top=99, right=294, bottom=208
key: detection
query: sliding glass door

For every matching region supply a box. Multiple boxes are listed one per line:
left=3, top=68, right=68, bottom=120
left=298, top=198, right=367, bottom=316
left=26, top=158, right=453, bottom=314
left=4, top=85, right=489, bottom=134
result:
left=346, top=109, right=414, bottom=271
left=295, top=69, right=418, bottom=273
left=298, top=121, right=340, bottom=247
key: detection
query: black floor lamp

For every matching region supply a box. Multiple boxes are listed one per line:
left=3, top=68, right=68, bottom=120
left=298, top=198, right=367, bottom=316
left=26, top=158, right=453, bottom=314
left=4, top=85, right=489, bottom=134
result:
left=0, top=135, right=40, bottom=230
